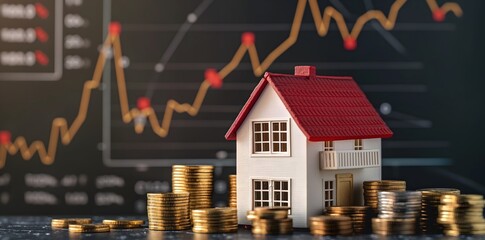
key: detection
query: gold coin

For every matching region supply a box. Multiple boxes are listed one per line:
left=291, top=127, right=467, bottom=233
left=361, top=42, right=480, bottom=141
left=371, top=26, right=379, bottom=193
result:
left=147, top=192, right=190, bottom=198
left=68, top=224, right=110, bottom=233
left=148, top=225, right=191, bottom=231
left=102, top=219, right=144, bottom=225
left=51, top=218, right=92, bottom=228
left=108, top=224, right=143, bottom=229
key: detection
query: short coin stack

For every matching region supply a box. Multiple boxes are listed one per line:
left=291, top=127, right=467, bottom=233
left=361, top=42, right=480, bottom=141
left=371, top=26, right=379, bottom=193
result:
left=68, top=224, right=110, bottom=233
left=309, top=216, right=353, bottom=236
left=247, top=207, right=293, bottom=235
left=102, top=219, right=144, bottom=229
left=51, top=218, right=92, bottom=229
left=438, top=194, right=485, bottom=236
left=372, top=191, right=422, bottom=235
left=228, top=174, right=237, bottom=208
left=326, top=206, right=370, bottom=234
left=146, top=192, right=191, bottom=231
left=363, top=180, right=406, bottom=213
left=191, top=208, right=238, bottom=233
left=372, top=218, right=415, bottom=235
left=172, top=165, right=214, bottom=210
left=418, top=188, right=460, bottom=233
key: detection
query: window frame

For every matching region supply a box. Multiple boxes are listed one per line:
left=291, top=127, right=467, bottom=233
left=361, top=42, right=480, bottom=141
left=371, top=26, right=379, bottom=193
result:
left=250, top=119, right=291, bottom=157
left=324, top=141, right=334, bottom=151
left=354, top=139, right=363, bottom=150
left=251, top=178, right=292, bottom=214
left=323, top=180, right=335, bottom=208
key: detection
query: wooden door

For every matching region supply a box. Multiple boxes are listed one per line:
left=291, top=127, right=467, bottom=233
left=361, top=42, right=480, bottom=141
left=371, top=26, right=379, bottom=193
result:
left=336, top=173, right=353, bottom=206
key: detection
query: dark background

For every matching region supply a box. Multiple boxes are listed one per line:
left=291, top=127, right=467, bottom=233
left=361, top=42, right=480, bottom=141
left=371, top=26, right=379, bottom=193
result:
left=0, top=0, right=483, bottom=215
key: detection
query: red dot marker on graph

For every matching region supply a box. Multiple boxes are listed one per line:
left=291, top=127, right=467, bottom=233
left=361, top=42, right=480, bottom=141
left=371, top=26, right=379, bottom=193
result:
left=35, top=3, right=49, bottom=19
left=35, top=50, right=49, bottom=66
left=35, top=27, right=49, bottom=43
left=433, top=9, right=445, bottom=22
left=0, top=131, right=11, bottom=145
left=205, top=68, right=222, bottom=89
left=344, top=37, right=357, bottom=51
left=109, top=22, right=122, bottom=36
left=137, top=97, right=151, bottom=110
left=241, top=32, right=255, bottom=46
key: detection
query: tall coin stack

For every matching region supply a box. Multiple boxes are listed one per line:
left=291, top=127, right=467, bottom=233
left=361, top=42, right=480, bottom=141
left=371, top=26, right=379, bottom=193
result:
left=363, top=180, right=406, bottom=213
left=325, top=206, right=370, bottom=234
left=172, top=165, right=214, bottom=210
left=309, top=216, right=353, bottom=236
left=418, top=188, right=460, bottom=233
left=228, top=174, right=237, bottom=208
left=146, top=192, right=191, bottom=231
left=247, top=207, right=293, bottom=235
left=438, top=194, right=485, bottom=236
left=191, top=208, right=238, bottom=233
left=372, top=191, right=422, bottom=235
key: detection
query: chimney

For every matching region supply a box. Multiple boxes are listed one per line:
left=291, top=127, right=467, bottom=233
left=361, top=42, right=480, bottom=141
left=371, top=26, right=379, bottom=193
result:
left=294, top=66, right=316, bottom=77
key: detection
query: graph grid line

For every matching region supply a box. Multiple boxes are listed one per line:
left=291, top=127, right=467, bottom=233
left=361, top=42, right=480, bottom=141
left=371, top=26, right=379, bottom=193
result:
left=0, top=0, right=462, bottom=168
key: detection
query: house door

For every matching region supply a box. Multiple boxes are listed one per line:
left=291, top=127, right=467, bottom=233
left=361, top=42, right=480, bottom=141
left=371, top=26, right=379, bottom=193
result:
left=336, top=173, right=353, bottom=206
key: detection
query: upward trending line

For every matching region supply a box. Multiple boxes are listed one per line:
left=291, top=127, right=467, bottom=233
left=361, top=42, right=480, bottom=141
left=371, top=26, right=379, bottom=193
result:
left=0, top=0, right=462, bottom=168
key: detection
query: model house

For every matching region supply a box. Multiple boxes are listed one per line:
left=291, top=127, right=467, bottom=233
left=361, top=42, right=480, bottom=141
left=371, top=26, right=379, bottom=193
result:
left=225, top=66, right=392, bottom=228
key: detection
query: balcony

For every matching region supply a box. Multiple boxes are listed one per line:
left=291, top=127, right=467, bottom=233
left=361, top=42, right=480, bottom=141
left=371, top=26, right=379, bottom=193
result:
left=320, top=150, right=380, bottom=170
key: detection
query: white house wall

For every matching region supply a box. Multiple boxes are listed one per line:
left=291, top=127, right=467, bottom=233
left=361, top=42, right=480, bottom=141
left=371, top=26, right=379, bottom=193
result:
left=333, top=138, right=381, bottom=151
left=306, top=139, right=381, bottom=222
left=236, top=85, right=309, bottom=227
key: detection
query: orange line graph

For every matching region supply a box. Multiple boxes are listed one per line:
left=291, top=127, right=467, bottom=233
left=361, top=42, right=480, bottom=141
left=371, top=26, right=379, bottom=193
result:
left=0, top=0, right=463, bottom=168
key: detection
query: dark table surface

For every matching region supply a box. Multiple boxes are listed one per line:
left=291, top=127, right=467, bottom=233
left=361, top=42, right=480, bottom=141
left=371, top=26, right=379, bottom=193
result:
left=0, top=216, right=482, bottom=240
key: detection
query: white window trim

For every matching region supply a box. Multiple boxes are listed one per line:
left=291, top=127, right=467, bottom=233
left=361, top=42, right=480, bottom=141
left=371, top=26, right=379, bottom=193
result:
left=250, top=177, right=292, bottom=213
left=354, top=139, right=363, bottom=150
left=323, top=179, right=335, bottom=208
left=323, top=141, right=334, bottom=151
left=250, top=118, right=291, bottom=157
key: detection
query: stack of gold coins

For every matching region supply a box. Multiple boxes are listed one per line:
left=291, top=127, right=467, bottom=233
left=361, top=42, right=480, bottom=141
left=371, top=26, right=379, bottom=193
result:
left=146, top=192, right=191, bottom=231
left=102, top=219, right=144, bottom=229
left=172, top=165, right=214, bottom=210
left=372, top=191, right=421, bottom=235
left=363, top=180, right=406, bottom=213
left=51, top=218, right=92, bottom=229
left=377, top=191, right=422, bottom=219
left=191, top=208, right=238, bottom=233
left=325, top=206, right=370, bottom=234
left=438, top=194, right=485, bottom=236
left=68, top=224, right=110, bottom=233
left=372, top=218, right=415, bottom=235
left=247, top=207, right=292, bottom=235
left=228, top=174, right=237, bottom=208
left=418, top=188, right=460, bottom=233
left=309, top=216, right=352, bottom=236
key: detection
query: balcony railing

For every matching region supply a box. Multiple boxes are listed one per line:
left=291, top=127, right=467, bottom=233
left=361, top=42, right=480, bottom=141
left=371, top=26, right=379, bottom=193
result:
left=320, top=150, right=380, bottom=170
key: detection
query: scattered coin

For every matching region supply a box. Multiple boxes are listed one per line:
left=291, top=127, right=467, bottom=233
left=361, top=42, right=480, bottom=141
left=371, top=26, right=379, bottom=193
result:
left=51, top=218, right=92, bottom=228
left=68, top=224, right=110, bottom=233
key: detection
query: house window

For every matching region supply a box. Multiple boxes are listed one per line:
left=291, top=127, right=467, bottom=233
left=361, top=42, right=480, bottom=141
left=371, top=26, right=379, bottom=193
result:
left=354, top=139, right=363, bottom=150
left=253, top=180, right=271, bottom=207
left=324, top=141, right=334, bottom=151
left=273, top=180, right=290, bottom=208
left=323, top=180, right=335, bottom=208
left=253, top=121, right=288, bottom=154
left=253, top=179, right=291, bottom=211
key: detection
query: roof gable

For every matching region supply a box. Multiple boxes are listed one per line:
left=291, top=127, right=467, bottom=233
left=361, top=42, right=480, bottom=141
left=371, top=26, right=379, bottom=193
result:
left=225, top=66, right=393, bottom=141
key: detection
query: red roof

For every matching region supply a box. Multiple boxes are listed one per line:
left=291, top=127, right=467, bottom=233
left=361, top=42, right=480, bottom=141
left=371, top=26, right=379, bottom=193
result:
left=225, top=66, right=393, bottom=141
